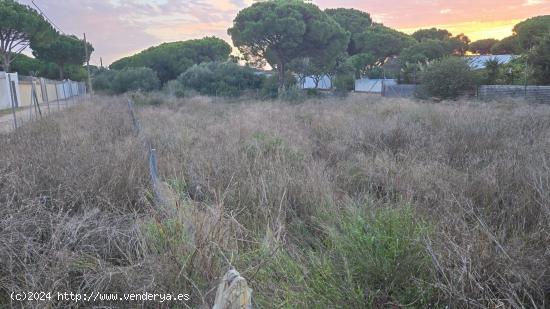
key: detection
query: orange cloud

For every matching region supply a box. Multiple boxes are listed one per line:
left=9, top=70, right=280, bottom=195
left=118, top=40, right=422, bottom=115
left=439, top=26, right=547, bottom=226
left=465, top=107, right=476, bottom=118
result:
left=399, top=19, right=524, bottom=41
left=18, top=0, right=550, bottom=65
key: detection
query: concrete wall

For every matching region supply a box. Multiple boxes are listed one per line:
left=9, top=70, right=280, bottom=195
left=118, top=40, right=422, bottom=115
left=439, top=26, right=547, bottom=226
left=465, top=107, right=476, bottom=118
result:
left=71, top=81, right=79, bottom=96
left=18, top=80, right=43, bottom=107
left=0, top=73, right=86, bottom=111
left=44, top=80, right=58, bottom=101
left=0, top=72, right=11, bottom=109
left=0, top=72, right=21, bottom=109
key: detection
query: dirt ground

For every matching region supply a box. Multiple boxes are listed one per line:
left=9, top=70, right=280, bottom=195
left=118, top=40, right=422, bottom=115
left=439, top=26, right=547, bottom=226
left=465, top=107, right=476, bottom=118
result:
left=0, top=98, right=82, bottom=133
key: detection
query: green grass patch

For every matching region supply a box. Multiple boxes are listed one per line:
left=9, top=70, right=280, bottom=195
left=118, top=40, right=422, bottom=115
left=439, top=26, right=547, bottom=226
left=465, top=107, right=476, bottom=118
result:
left=239, top=203, right=436, bottom=308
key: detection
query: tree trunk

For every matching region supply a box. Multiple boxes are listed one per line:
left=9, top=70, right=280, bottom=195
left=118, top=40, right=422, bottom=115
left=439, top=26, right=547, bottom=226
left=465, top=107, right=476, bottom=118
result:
left=58, top=65, right=65, bottom=80
left=314, top=76, right=320, bottom=89
left=2, top=54, right=10, bottom=73
left=277, top=59, right=285, bottom=94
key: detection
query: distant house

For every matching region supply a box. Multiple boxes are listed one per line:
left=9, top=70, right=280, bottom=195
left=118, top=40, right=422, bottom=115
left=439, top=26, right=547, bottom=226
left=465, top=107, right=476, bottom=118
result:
left=465, top=55, right=517, bottom=70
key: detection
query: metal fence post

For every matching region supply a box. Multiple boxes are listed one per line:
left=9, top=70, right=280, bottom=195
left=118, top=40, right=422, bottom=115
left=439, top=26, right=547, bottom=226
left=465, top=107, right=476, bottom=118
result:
left=43, top=78, right=51, bottom=115
left=7, top=74, right=17, bottom=130
left=30, top=78, right=42, bottom=118
left=28, top=81, right=33, bottom=121
left=126, top=97, right=166, bottom=206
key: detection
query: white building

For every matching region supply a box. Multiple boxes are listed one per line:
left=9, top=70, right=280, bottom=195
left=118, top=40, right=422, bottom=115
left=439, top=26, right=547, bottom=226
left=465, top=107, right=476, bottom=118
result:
left=466, top=55, right=517, bottom=70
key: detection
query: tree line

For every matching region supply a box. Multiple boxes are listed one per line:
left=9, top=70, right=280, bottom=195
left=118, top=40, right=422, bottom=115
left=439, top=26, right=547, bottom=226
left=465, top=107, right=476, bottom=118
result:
left=96, top=1, right=549, bottom=99
left=1, top=0, right=548, bottom=92
left=0, top=0, right=94, bottom=81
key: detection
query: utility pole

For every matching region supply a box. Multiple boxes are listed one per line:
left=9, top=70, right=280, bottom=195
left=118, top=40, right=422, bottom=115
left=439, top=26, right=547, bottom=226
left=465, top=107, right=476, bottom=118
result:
left=83, top=33, right=93, bottom=97
left=100, top=57, right=103, bottom=68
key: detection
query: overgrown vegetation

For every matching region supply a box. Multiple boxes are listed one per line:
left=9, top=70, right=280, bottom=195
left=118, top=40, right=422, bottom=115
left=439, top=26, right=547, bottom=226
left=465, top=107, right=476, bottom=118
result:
left=109, top=37, right=231, bottom=83
left=93, top=67, right=160, bottom=94
left=2, top=95, right=548, bottom=308
left=419, top=57, right=478, bottom=99
left=178, top=61, right=263, bottom=97
left=0, top=0, right=94, bottom=81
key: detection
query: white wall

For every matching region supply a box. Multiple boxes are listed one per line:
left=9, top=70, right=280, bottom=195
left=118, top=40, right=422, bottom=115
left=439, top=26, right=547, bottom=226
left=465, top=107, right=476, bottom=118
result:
left=0, top=72, right=21, bottom=109
left=71, top=81, right=79, bottom=96
left=355, top=78, right=397, bottom=93
left=0, top=72, right=10, bottom=109
left=299, top=75, right=332, bottom=90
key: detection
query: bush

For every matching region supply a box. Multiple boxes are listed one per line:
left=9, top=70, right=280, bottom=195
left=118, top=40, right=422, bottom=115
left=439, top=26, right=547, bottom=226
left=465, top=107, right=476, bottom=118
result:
left=130, top=92, right=164, bottom=106
left=278, top=87, right=306, bottom=103
left=162, top=80, right=186, bottom=98
left=529, top=34, right=550, bottom=85
left=306, top=88, right=322, bottom=97
left=247, top=204, right=434, bottom=308
left=178, top=61, right=263, bottom=97
left=92, top=69, right=116, bottom=93
left=111, top=67, right=161, bottom=94
left=260, top=72, right=297, bottom=99
left=419, top=57, right=477, bottom=99
left=333, top=73, right=355, bottom=95
left=331, top=206, right=433, bottom=306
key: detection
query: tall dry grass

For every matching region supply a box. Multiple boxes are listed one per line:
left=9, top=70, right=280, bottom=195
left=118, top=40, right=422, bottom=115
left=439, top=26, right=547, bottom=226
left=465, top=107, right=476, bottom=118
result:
left=138, top=94, right=550, bottom=308
left=1, top=94, right=549, bottom=308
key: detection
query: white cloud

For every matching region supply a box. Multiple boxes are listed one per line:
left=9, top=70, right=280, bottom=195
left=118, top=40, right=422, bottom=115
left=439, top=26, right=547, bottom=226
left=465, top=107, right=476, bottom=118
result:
left=523, top=0, right=544, bottom=6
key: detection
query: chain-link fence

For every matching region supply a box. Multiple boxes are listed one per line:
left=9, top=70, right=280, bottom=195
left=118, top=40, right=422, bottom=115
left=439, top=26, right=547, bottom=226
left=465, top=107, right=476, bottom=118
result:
left=478, top=85, right=550, bottom=104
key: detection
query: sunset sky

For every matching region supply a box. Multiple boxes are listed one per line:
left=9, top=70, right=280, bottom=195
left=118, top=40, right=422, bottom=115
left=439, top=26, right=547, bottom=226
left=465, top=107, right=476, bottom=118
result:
left=19, top=0, right=550, bottom=66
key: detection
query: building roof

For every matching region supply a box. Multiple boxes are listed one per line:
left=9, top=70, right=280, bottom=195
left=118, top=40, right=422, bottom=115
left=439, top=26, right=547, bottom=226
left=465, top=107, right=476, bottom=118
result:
left=466, top=55, right=517, bottom=70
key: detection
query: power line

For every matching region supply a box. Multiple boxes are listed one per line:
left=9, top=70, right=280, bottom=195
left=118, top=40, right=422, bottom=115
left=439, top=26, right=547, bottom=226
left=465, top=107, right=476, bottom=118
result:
left=28, top=0, right=94, bottom=95
left=31, top=0, right=65, bottom=35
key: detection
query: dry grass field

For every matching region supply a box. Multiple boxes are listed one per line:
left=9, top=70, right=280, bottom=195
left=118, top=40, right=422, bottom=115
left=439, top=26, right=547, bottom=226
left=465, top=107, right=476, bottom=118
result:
left=1, top=95, right=549, bottom=308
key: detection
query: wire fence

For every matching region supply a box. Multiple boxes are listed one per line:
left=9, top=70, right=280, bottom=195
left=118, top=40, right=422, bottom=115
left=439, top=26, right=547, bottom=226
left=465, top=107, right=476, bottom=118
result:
left=126, top=97, right=166, bottom=206
left=382, top=84, right=417, bottom=98
left=478, top=85, right=550, bottom=104
left=125, top=97, right=253, bottom=308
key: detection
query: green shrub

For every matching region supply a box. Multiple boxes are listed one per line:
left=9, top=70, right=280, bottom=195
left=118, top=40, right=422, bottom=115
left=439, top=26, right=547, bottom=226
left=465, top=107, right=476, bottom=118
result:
left=419, top=57, right=477, bottom=99
left=260, top=72, right=297, bottom=99
left=109, top=37, right=232, bottom=83
left=244, top=204, right=435, bottom=308
left=92, top=69, right=116, bottom=93
left=162, top=80, right=186, bottom=97
left=529, top=34, right=550, bottom=85
left=130, top=92, right=164, bottom=106
left=178, top=61, right=263, bottom=97
left=111, top=67, right=161, bottom=94
left=306, top=88, right=323, bottom=97
left=333, top=73, right=355, bottom=95
left=331, top=206, right=434, bottom=306
left=64, top=65, right=88, bottom=82
left=278, top=87, right=306, bottom=103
